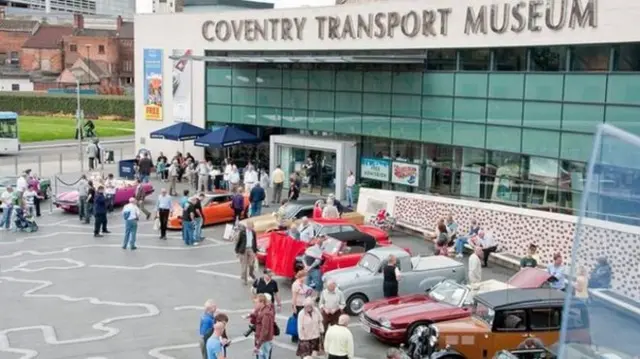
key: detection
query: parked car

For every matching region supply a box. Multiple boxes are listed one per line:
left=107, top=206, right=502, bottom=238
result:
left=423, top=289, right=591, bottom=359
left=323, top=247, right=465, bottom=315
left=0, top=175, right=52, bottom=200
left=54, top=175, right=154, bottom=213
left=240, top=198, right=364, bottom=235
left=255, top=218, right=391, bottom=264
left=167, top=191, right=249, bottom=229
left=265, top=231, right=394, bottom=279
left=360, top=268, right=557, bottom=344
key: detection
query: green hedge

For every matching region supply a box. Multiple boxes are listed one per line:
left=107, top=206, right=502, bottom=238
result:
left=0, top=92, right=134, bottom=119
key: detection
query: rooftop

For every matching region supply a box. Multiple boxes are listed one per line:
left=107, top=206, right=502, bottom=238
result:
left=22, top=24, right=73, bottom=49
left=476, top=288, right=566, bottom=309
left=71, top=28, right=117, bottom=37
left=0, top=18, right=39, bottom=32
left=118, top=21, right=133, bottom=38
left=183, top=0, right=273, bottom=8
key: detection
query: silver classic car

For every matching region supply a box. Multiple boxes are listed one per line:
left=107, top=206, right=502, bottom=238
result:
left=323, top=246, right=465, bottom=315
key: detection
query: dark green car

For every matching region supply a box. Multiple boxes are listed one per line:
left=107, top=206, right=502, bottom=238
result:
left=0, top=176, right=52, bottom=199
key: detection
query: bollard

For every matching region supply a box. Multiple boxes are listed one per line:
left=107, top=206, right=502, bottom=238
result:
left=59, top=153, right=63, bottom=174
left=38, top=155, right=42, bottom=176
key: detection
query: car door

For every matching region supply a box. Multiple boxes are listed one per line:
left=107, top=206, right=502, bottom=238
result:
left=214, top=195, right=234, bottom=222
left=489, top=309, right=529, bottom=357
left=527, top=307, right=562, bottom=347
left=397, top=257, right=414, bottom=294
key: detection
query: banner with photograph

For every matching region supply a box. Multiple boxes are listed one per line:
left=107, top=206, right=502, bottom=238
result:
left=171, top=49, right=192, bottom=122
left=143, top=48, right=163, bottom=121
left=391, top=162, right=420, bottom=187
left=360, top=158, right=390, bottom=182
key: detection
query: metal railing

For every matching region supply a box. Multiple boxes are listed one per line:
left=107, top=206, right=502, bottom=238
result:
left=0, top=143, right=134, bottom=178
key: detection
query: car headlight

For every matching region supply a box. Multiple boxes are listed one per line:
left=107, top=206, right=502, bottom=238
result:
left=379, top=318, right=391, bottom=329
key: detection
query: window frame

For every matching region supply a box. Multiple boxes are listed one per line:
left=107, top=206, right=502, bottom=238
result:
left=528, top=307, right=562, bottom=331
left=98, top=44, right=105, bottom=54
left=492, top=309, right=528, bottom=332
left=70, top=44, right=77, bottom=52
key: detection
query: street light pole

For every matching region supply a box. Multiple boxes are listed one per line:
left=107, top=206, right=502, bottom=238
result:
left=76, top=78, right=84, bottom=173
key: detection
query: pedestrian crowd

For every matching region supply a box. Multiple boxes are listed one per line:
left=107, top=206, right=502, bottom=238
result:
left=0, top=170, right=45, bottom=232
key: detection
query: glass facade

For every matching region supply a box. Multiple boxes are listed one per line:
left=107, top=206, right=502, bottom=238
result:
left=205, top=44, right=640, bottom=216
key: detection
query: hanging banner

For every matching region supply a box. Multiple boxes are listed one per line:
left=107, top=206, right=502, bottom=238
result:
left=392, top=162, right=420, bottom=187
left=360, top=158, right=390, bottom=182
left=143, top=48, right=163, bottom=121
left=172, top=49, right=192, bottom=122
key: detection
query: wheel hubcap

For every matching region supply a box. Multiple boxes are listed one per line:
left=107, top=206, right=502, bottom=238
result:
left=350, top=298, right=364, bottom=314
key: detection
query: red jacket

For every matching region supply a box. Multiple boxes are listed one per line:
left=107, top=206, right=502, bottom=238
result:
left=313, top=206, right=322, bottom=219
left=252, top=304, right=275, bottom=348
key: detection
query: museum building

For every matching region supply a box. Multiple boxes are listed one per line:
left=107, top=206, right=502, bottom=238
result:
left=135, top=0, right=640, bottom=220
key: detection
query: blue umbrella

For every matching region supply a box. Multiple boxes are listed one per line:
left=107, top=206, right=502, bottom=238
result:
left=149, top=122, right=209, bottom=141
left=194, top=126, right=260, bottom=148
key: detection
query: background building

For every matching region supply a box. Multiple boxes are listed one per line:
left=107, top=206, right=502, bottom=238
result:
left=135, top=0, right=640, bottom=217
left=152, top=0, right=271, bottom=13
left=0, top=0, right=135, bottom=16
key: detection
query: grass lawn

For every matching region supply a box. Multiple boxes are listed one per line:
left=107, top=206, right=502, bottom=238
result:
left=19, top=116, right=134, bottom=143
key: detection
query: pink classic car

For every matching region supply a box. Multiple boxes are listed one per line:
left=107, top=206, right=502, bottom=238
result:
left=53, top=177, right=154, bottom=213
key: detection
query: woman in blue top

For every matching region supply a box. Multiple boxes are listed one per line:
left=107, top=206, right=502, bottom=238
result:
left=454, top=219, right=481, bottom=258
left=180, top=189, right=190, bottom=209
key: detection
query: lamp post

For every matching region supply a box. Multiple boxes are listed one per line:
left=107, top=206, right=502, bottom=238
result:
left=72, top=69, right=85, bottom=172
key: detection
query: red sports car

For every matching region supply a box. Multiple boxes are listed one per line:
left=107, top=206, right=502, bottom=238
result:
left=265, top=230, right=395, bottom=279
left=256, top=218, right=390, bottom=264
left=360, top=268, right=556, bottom=344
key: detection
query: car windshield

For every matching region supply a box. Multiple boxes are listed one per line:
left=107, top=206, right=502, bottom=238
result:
left=428, top=281, right=468, bottom=307
left=0, top=177, right=17, bottom=187
left=283, top=204, right=301, bottom=219
left=472, top=301, right=495, bottom=326
left=322, top=238, right=343, bottom=254
left=357, top=253, right=381, bottom=272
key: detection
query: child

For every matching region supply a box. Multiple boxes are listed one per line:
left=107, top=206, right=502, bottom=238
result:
left=180, top=189, right=190, bottom=209
left=22, top=185, right=39, bottom=217
left=157, top=158, right=167, bottom=182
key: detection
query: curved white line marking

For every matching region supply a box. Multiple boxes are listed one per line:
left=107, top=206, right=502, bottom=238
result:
left=0, top=232, right=69, bottom=246
left=89, top=259, right=238, bottom=271
left=1, top=258, right=85, bottom=273
left=196, top=269, right=241, bottom=280
left=0, top=276, right=160, bottom=359
left=0, top=241, right=228, bottom=259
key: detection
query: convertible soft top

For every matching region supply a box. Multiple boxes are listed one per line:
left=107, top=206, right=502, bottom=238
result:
left=327, top=231, right=376, bottom=251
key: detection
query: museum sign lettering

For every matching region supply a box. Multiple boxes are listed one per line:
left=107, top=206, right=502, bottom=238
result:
left=201, top=0, right=597, bottom=42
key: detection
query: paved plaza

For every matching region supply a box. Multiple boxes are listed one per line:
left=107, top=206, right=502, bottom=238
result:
left=2, top=178, right=637, bottom=358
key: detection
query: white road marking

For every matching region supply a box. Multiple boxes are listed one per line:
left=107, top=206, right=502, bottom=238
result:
left=148, top=336, right=251, bottom=359
left=196, top=269, right=242, bottom=280
left=0, top=276, right=160, bottom=359
left=89, top=259, right=239, bottom=271
left=1, top=258, right=85, bottom=273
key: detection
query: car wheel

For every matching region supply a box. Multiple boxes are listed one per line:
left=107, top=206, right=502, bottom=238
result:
left=346, top=293, right=368, bottom=316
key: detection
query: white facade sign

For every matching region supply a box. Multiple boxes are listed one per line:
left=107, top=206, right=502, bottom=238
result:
left=171, top=49, right=192, bottom=123
left=391, top=162, right=420, bottom=187
left=361, top=158, right=391, bottom=182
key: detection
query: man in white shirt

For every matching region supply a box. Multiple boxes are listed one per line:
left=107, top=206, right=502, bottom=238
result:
left=77, top=175, right=89, bottom=222
left=298, top=217, right=315, bottom=243
left=320, top=280, right=346, bottom=330
left=324, top=314, right=354, bottom=359
left=244, top=167, right=258, bottom=191
left=345, top=170, right=356, bottom=209
left=104, top=173, right=117, bottom=213
left=16, top=173, right=28, bottom=202
left=475, top=231, right=497, bottom=267
left=223, top=159, right=232, bottom=190
left=0, top=185, right=16, bottom=230
left=122, top=198, right=140, bottom=250
left=468, top=246, right=483, bottom=285
left=229, top=166, right=240, bottom=193
left=197, top=160, right=210, bottom=193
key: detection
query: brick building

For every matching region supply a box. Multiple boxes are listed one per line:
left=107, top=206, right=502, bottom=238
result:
left=116, top=16, right=133, bottom=85
left=0, top=17, right=39, bottom=65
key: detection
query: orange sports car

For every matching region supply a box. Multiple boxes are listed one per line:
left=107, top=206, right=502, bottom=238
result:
left=167, top=191, right=249, bottom=230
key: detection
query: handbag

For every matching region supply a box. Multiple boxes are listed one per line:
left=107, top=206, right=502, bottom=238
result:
left=285, top=313, right=297, bottom=337
left=153, top=217, right=160, bottom=231
left=223, top=223, right=235, bottom=241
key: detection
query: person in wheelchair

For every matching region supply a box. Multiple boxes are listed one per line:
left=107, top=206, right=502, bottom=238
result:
left=14, top=203, right=38, bottom=232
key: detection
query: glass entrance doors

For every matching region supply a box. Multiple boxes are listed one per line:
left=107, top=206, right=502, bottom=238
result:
left=276, top=144, right=336, bottom=198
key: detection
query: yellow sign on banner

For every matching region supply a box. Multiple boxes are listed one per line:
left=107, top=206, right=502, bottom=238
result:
left=145, top=105, right=162, bottom=121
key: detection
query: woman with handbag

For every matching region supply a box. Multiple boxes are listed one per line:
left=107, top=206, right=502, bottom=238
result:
left=290, top=270, right=311, bottom=343
left=296, top=297, right=324, bottom=358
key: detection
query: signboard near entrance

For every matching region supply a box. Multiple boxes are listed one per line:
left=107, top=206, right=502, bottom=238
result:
left=361, top=158, right=390, bottom=182
left=143, top=49, right=164, bottom=121
left=392, top=162, right=420, bottom=187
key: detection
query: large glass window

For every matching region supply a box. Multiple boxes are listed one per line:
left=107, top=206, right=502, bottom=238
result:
left=362, top=137, right=391, bottom=159
left=530, top=47, right=567, bottom=71
left=523, top=156, right=560, bottom=211
left=493, top=48, right=527, bottom=71
left=393, top=140, right=421, bottom=163
left=613, top=43, right=640, bottom=71
left=571, top=45, right=610, bottom=72
left=423, top=144, right=456, bottom=195
left=559, top=160, right=586, bottom=215
left=0, top=119, right=17, bottom=138
left=487, top=151, right=524, bottom=205
left=426, top=49, right=457, bottom=71
left=459, top=49, right=491, bottom=71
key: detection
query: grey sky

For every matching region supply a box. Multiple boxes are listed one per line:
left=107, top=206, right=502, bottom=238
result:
left=136, top=0, right=334, bottom=13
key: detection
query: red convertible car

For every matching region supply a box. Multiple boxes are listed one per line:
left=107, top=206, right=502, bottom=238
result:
left=256, top=218, right=390, bottom=264
left=360, top=268, right=557, bottom=344
left=265, top=230, right=394, bottom=279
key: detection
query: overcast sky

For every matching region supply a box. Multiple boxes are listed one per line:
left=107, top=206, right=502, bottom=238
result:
left=136, top=0, right=335, bottom=13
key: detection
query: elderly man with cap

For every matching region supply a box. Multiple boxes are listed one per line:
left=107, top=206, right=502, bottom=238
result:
left=319, top=279, right=345, bottom=331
